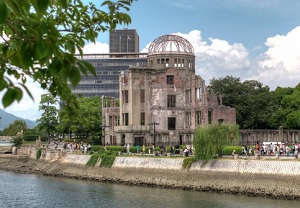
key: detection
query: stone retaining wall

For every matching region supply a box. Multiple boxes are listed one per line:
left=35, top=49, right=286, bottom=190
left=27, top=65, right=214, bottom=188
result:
left=191, top=159, right=300, bottom=175
left=60, top=154, right=91, bottom=165
left=113, top=157, right=183, bottom=170
left=15, top=146, right=300, bottom=176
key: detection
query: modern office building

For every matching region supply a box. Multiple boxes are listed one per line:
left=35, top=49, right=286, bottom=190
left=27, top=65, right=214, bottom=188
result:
left=73, top=53, right=147, bottom=98
left=109, top=28, right=139, bottom=54
left=71, top=29, right=147, bottom=98
left=102, top=34, right=236, bottom=146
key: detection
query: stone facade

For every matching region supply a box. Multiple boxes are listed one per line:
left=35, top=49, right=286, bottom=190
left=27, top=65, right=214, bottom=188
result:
left=102, top=35, right=236, bottom=146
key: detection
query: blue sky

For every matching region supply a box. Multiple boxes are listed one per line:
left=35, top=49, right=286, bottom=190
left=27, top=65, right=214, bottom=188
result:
left=127, top=0, right=300, bottom=52
left=88, top=0, right=300, bottom=89
left=3, top=0, right=300, bottom=120
left=91, top=0, right=300, bottom=52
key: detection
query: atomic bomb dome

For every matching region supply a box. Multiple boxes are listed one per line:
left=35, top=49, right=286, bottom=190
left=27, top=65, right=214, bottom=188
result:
left=148, top=34, right=194, bottom=55
left=102, top=33, right=236, bottom=148
left=147, top=34, right=195, bottom=69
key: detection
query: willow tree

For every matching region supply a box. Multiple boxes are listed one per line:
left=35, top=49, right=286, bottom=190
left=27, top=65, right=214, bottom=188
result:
left=193, top=124, right=239, bottom=160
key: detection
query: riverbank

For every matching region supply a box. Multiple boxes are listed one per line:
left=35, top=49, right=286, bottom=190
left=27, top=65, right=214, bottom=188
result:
left=1, top=153, right=300, bottom=201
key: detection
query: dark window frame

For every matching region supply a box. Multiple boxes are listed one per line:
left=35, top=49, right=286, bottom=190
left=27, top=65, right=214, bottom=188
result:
left=168, top=117, right=176, bottom=130
left=140, top=112, right=145, bottom=125
left=140, top=89, right=145, bottom=103
left=167, top=95, right=176, bottom=107
left=167, top=75, right=174, bottom=85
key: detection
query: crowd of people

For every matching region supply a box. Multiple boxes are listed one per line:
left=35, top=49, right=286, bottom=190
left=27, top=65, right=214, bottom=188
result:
left=241, top=143, right=300, bottom=158
left=61, top=141, right=92, bottom=153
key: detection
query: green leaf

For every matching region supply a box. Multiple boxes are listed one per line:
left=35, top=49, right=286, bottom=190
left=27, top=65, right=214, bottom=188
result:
left=0, top=1, right=7, bottom=24
left=36, top=0, right=50, bottom=14
left=0, top=79, right=7, bottom=91
left=78, top=60, right=96, bottom=76
left=3, top=88, right=16, bottom=107
left=69, top=66, right=81, bottom=87
left=15, top=87, right=22, bottom=101
left=36, top=41, right=49, bottom=60
left=20, top=43, right=34, bottom=68
left=58, top=0, right=68, bottom=8
left=48, top=57, right=62, bottom=75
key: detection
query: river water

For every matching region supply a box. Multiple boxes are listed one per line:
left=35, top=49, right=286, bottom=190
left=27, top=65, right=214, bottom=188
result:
left=0, top=170, right=299, bottom=208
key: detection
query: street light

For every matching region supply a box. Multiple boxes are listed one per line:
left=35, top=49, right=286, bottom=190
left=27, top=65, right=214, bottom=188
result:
left=47, top=101, right=50, bottom=144
left=150, top=122, right=159, bottom=147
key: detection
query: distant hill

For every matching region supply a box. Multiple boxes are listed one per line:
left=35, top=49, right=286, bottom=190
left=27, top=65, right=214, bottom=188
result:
left=0, top=109, right=37, bottom=130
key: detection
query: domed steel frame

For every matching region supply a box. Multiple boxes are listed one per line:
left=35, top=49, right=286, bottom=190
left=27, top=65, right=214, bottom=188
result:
left=148, top=34, right=194, bottom=55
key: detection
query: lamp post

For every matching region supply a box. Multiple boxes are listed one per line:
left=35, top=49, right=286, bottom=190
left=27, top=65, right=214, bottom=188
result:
left=0, top=116, right=2, bottom=133
left=150, top=122, right=159, bottom=147
left=47, top=101, right=50, bottom=144
left=0, top=116, right=2, bottom=132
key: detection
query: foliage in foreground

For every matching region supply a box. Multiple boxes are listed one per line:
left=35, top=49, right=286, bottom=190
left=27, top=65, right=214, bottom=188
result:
left=194, top=124, right=239, bottom=161
left=0, top=0, right=135, bottom=113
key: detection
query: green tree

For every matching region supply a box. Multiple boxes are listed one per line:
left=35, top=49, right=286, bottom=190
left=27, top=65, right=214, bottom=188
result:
left=23, top=127, right=45, bottom=141
left=193, top=124, right=239, bottom=160
left=279, top=86, right=300, bottom=129
left=57, top=96, right=102, bottom=143
left=36, top=94, right=59, bottom=143
left=208, top=76, right=271, bottom=129
left=0, top=0, right=135, bottom=112
left=267, top=87, right=294, bottom=128
left=3, top=120, right=27, bottom=136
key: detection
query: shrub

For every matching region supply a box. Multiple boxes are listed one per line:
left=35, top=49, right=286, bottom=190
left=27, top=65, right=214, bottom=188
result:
left=91, top=145, right=102, bottom=153
left=222, top=146, right=243, bottom=155
left=182, top=157, right=197, bottom=170
left=11, top=135, right=23, bottom=147
left=86, top=154, right=100, bottom=167
left=107, top=146, right=123, bottom=152
left=36, top=148, right=42, bottom=160
left=87, top=150, right=117, bottom=168
left=100, top=153, right=116, bottom=167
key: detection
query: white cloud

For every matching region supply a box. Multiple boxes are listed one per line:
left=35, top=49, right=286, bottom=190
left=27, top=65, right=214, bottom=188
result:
left=142, top=28, right=300, bottom=90
left=251, top=26, right=300, bottom=89
left=173, top=30, right=251, bottom=83
left=80, top=42, right=109, bottom=54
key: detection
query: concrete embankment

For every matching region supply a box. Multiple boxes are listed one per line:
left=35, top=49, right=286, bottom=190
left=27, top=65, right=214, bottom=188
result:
left=1, top=146, right=300, bottom=200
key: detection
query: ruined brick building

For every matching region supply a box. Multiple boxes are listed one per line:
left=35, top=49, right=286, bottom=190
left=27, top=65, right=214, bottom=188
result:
left=102, top=34, right=236, bottom=146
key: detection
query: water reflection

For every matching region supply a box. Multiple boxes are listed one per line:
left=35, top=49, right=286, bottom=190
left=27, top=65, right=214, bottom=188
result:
left=0, top=171, right=298, bottom=208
